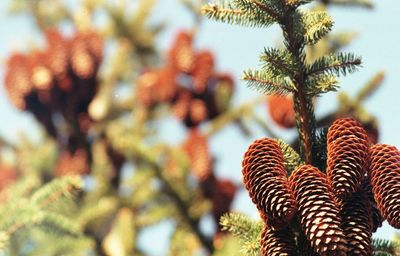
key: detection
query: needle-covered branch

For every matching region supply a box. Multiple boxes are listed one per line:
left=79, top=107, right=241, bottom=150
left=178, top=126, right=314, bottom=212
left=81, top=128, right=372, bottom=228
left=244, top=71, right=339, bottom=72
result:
left=242, top=69, right=296, bottom=95
left=308, top=52, right=362, bottom=76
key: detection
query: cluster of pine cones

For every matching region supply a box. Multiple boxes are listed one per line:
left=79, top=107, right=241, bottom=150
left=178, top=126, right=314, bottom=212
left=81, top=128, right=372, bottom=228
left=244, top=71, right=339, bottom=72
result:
left=136, top=31, right=234, bottom=128
left=242, top=117, right=399, bottom=255
left=4, top=28, right=103, bottom=176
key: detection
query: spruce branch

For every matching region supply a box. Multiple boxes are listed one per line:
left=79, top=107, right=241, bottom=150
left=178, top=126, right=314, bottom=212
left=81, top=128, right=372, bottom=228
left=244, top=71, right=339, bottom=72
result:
left=260, top=47, right=296, bottom=77
left=220, top=213, right=263, bottom=256
left=306, top=73, right=339, bottom=95
left=242, top=69, right=296, bottom=95
left=323, top=0, right=373, bottom=9
left=121, top=141, right=215, bottom=253
left=37, top=211, right=82, bottom=237
left=276, top=139, right=302, bottom=175
left=300, top=10, right=334, bottom=45
left=372, top=238, right=399, bottom=256
left=307, top=52, right=362, bottom=76
left=280, top=7, right=317, bottom=164
left=284, top=0, right=313, bottom=7
left=355, top=71, right=385, bottom=103
left=205, top=96, right=268, bottom=136
left=201, top=1, right=276, bottom=27
left=31, top=175, right=83, bottom=207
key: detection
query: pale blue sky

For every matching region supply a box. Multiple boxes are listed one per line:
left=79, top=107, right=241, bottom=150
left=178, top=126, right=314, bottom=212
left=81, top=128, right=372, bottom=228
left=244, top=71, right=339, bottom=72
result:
left=0, top=0, right=399, bottom=254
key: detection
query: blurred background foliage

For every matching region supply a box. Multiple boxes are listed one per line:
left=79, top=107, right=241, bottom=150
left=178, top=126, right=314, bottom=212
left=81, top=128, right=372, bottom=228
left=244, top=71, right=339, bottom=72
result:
left=0, top=0, right=398, bottom=255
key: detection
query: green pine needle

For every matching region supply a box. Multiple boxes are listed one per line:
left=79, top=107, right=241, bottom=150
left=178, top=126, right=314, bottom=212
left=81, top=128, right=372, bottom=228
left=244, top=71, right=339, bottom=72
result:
left=31, top=175, right=83, bottom=207
left=301, top=11, right=334, bottom=45
left=260, top=47, right=297, bottom=77
left=306, top=73, right=338, bottom=95
left=372, top=238, right=400, bottom=256
left=38, top=211, right=82, bottom=237
left=276, top=139, right=302, bottom=175
left=328, top=0, right=373, bottom=9
left=201, top=1, right=278, bottom=28
left=308, top=52, right=362, bottom=76
left=243, top=69, right=296, bottom=95
left=220, top=213, right=263, bottom=256
left=284, top=0, right=313, bottom=7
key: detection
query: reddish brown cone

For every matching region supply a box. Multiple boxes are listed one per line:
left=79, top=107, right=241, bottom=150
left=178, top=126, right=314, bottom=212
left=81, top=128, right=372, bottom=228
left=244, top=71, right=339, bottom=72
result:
left=267, top=95, right=296, bottom=129
left=191, top=50, right=214, bottom=93
left=260, top=225, right=298, bottom=256
left=362, top=178, right=384, bottom=232
left=55, top=149, right=89, bottom=176
left=327, top=118, right=369, bottom=199
left=289, top=164, right=348, bottom=256
left=369, top=144, right=400, bottom=228
left=242, top=138, right=296, bottom=229
left=182, top=129, right=212, bottom=181
left=339, top=190, right=372, bottom=255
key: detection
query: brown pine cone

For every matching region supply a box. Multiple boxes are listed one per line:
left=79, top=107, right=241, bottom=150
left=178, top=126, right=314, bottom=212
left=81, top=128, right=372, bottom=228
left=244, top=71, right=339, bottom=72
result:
left=55, top=149, right=89, bottom=176
left=212, top=179, right=236, bottom=232
left=168, top=31, right=195, bottom=74
left=191, top=50, right=214, bottom=93
left=267, top=95, right=296, bottom=129
left=260, top=225, right=298, bottom=256
left=361, top=178, right=384, bottom=232
left=339, top=190, right=372, bottom=255
left=327, top=118, right=369, bottom=199
left=70, top=39, right=95, bottom=79
left=242, top=138, right=296, bottom=229
left=4, top=53, right=33, bottom=109
left=289, top=164, right=348, bottom=256
left=298, top=231, right=320, bottom=256
left=0, top=165, right=18, bottom=191
left=182, top=129, right=212, bottom=181
left=327, top=118, right=369, bottom=145
left=369, top=144, right=400, bottom=228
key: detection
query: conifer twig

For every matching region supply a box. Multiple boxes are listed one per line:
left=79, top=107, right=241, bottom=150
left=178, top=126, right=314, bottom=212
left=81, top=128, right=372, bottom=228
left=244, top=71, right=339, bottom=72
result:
left=280, top=6, right=316, bottom=164
left=147, top=159, right=214, bottom=253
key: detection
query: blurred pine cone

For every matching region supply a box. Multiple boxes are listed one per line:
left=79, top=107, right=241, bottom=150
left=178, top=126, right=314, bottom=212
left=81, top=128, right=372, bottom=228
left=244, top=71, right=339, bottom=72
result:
left=267, top=95, right=296, bottom=129
left=136, top=67, right=178, bottom=107
left=260, top=225, right=298, bottom=256
left=0, top=165, right=18, bottom=191
left=4, top=28, right=103, bottom=128
left=55, top=149, right=89, bottom=176
left=191, top=50, right=214, bottom=93
left=4, top=53, right=33, bottom=109
left=339, top=190, right=372, bottom=255
left=182, top=129, right=212, bottom=181
left=289, top=164, right=348, bottom=256
left=369, top=144, right=400, bottom=228
left=168, top=31, right=194, bottom=74
left=327, top=118, right=369, bottom=199
left=212, top=179, right=236, bottom=232
left=242, top=138, right=296, bottom=229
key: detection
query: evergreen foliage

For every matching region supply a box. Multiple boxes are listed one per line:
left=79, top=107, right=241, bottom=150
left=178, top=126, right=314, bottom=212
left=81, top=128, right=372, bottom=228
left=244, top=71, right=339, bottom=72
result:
left=0, top=0, right=397, bottom=255
left=220, top=213, right=263, bottom=256
left=202, top=0, right=399, bottom=255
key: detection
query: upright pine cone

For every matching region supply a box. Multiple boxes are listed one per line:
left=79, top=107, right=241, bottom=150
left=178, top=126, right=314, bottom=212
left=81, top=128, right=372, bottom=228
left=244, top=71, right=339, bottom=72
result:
left=242, top=138, right=296, bottom=229
left=339, top=190, right=372, bottom=255
left=362, top=178, right=384, bottom=232
left=260, top=225, right=298, bottom=256
left=327, top=118, right=369, bottom=199
left=289, top=164, right=348, bottom=255
left=369, top=144, right=400, bottom=228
